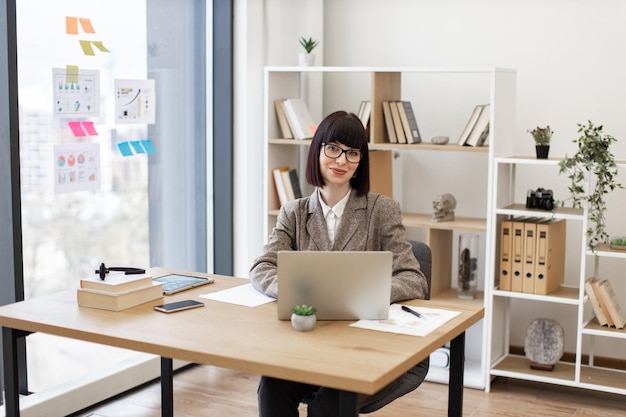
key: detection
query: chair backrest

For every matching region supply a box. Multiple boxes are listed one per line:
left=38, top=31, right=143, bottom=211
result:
left=409, top=240, right=431, bottom=300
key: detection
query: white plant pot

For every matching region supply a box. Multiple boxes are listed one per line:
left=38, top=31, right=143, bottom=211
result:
left=299, top=53, right=315, bottom=66
left=291, top=313, right=317, bottom=331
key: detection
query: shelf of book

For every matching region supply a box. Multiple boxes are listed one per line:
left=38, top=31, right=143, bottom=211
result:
left=265, top=66, right=517, bottom=391
left=492, top=286, right=579, bottom=305
left=583, top=319, right=626, bottom=339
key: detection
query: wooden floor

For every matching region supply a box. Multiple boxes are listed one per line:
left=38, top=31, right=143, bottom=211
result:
left=72, top=365, right=626, bottom=417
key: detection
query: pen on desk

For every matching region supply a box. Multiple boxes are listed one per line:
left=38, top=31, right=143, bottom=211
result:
left=401, top=305, right=427, bottom=320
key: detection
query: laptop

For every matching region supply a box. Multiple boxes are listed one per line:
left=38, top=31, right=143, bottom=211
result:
left=277, top=251, right=393, bottom=320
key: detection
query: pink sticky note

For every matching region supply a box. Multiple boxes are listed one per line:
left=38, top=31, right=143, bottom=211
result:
left=81, top=121, right=98, bottom=136
left=68, top=121, right=86, bottom=137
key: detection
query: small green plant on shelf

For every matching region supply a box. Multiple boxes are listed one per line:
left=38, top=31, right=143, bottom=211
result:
left=292, top=304, right=317, bottom=316
left=558, top=120, right=623, bottom=250
left=528, top=125, right=553, bottom=145
left=299, top=37, right=319, bottom=54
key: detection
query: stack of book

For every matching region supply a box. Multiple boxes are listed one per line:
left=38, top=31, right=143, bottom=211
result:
left=585, top=277, right=626, bottom=328
left=381, top=100, right=421, bottom=144
left=498, top=217, right=566, bottom=294
left=272, top=166, right=303, bottom=206
left=274, top=98, right=317, bottom=140
left=457, top=104, right=490, bottom=146
left=77, top=272, right=163, bottom=311
left=356, top=100, right=371, bottom=128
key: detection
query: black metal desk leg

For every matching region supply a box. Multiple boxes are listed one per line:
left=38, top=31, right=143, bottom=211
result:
left=3, top=327, right=20, bottom=417
left=338, top=390, right=358, bottom=417
left=448, top=331, right=465, bottom=417
left=161, top=357, right=174, bottom=417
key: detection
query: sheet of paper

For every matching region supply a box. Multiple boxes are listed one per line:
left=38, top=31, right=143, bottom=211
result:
left=53, top=143, right=101, bottom=194
left=53, top=68, right=99, bottom=118
left=200, top=283, right=275, bottom=307
left=349, top=303, right=461, bottom=337
left=114, top=79, right=156, bottom=124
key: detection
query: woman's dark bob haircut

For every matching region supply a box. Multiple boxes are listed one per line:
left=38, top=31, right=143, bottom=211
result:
left=305, top=110, right=370, bottom=195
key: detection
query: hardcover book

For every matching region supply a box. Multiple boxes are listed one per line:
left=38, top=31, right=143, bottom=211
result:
left=80, top=272, right=154, bottom=294
left=282, top=98, right=317, bottom=140
left=77, top=282, right=163, bottom=311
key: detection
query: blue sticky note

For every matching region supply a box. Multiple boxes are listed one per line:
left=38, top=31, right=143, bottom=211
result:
left=117, top=141, right=133, bottom=157
left=130, top=141, right=146, bottom=154
left=140, top=139, right=156, bottom=154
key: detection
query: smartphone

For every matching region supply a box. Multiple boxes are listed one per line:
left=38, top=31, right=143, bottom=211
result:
left=154, top=299, right=204, bottom=313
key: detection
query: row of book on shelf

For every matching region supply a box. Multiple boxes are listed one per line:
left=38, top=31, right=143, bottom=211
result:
left=498, top=217, right=566, bottom=295
left=275, top=98, right=318, bottom=140
left=380, top=100, right=422, bottom=144
left=585, top=277, right=626, bottom=329
left=457, top=104, right=490, bottom=146
left=273, top=166, right=302, bottom=206
left=77, top=272, right=163, bottom=311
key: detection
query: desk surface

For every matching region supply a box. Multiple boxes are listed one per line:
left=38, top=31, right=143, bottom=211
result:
left=0, top=268, right=483, bottom=395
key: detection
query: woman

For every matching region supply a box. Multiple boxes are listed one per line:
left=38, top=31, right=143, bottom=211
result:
left=250, top=110, right=429, bottom=417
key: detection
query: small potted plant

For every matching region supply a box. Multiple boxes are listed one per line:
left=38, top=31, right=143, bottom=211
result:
left=298, top=37, right=319, bottom=66
left=558, top=120, right=623, bottom=250
left=291, top=304, right=317, bottom=331
left=528, top=125, right=553, bottom=159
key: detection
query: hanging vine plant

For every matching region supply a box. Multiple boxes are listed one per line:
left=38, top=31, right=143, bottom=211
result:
left=558, top=120, right=623, bottom=250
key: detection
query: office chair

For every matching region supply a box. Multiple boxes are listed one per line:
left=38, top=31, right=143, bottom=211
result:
left=409, top=239, right=431, bottom=300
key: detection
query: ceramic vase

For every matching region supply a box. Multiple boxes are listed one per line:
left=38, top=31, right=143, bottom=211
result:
left=291, top=313, right=316, bottom=331
left=299, top=53, right=315, bottom=66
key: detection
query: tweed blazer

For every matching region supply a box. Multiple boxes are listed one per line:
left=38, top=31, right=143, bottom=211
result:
left=249, top=189, right=428, bottom=303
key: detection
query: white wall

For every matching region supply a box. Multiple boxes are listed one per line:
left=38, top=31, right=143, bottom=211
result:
left=235, top=0, right=626, bottom=358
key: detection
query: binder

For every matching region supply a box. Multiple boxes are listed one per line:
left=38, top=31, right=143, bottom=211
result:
left=510, top=218, right=526, bottom=292
left=534, top=219, right=566, bottom=294
left=499, top=219, right=513, bottom=291
left=522, top=221, right=538, bottom=293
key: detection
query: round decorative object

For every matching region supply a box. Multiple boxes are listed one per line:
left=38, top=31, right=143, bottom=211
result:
left=431, top=136, right=450, bottom=145
left=291, top=313, right=316, bottom=331
left=524, top=318, right=564, bottom=371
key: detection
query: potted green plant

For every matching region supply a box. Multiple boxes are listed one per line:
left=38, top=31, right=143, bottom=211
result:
left=528, top=125, right=553, bottom=159
left=291, top=304, right=317, bottom=331
left=558, top=120, right=623, bottom=250
left=298, top=37, right=319, bottom=66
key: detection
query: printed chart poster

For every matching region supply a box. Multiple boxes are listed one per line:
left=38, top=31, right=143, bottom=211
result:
left=114, top=79, right=156, bottom=124
left=54, top=143, right=101, bottom=194
left=53, top=68, right=100, bottom=118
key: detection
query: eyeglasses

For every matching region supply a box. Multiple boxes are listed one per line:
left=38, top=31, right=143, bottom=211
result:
left=321, top=143, right=362, bottom=163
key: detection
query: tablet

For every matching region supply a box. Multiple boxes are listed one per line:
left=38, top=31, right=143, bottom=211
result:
left=153, top=274, right=214, bottom=295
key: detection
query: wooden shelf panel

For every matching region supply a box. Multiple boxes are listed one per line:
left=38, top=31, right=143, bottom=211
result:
left=402, top=213, right=486, bottom=232
left=587, top=244, right=626, bottom=259
left=579, top=365, right=626, bottom=393
left=429, top=288, right=484, bottom=307
left=496, top=203, right=584, bottom=220
left=269, top=138, right=488, bottom=154
left=369, top=142, right=488, bottom=153
left=492, top=355, right=576, bottom=384
left=583, top=319, right=626, bottom=339
left=492, top=286, right=579, bottom=304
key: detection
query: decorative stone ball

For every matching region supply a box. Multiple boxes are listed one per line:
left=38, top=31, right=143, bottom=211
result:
left=524, top=318, right=564, bottom=370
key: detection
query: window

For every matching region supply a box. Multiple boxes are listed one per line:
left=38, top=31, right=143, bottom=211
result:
left=7, top=0, right=212, bottom=409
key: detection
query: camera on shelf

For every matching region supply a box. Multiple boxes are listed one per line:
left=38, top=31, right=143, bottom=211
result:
left=526, top=187, right=554, bottom=211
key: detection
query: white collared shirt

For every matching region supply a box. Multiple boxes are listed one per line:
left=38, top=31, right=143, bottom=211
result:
left=318, top=188, right=351, bottom=246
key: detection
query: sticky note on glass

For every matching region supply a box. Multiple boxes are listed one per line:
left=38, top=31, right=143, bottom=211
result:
left=130, top=141, right=145, bottom=154
left=140, top=140, right=156, bottom=154
left=68, top=121, right=86, bottom=137
left=118, top=142, right=133, bottom=157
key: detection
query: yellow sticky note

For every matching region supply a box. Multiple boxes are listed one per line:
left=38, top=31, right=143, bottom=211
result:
left=91, top=41, right=110, bottom=53
left=65, top=65, right=79, bottom=84
left=79, top=40, right=95, bottom=56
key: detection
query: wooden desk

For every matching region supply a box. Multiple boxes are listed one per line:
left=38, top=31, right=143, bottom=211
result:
left=1, top=268, right=483, bottom=417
